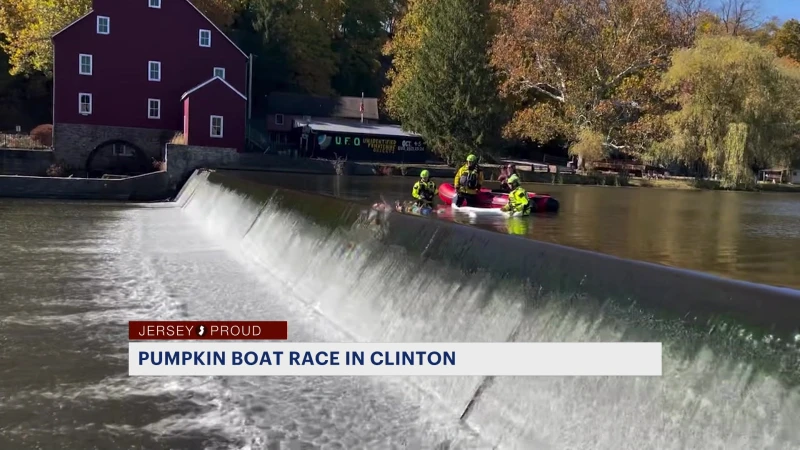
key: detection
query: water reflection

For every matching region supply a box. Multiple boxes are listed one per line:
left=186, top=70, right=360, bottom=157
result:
left=229, top=171, right=800, bottom=289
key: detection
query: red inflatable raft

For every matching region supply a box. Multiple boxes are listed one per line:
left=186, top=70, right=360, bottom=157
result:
left=438, top=183, right=560, bottom=213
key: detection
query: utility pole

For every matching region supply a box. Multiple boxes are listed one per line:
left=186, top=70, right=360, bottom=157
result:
left=248, top=53, right=254, bottom=121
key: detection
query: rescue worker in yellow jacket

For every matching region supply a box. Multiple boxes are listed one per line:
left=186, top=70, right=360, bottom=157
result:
left=501, top=174, right=531, bottom=216
left=412, top=169, right=438, bottom=208
left=452, top=154, right=484, bottom=207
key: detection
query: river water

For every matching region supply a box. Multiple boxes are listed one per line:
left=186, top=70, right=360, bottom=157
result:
left=1, top=170, right=799, bottom=450
left=232, top=171, right=800, bottom=289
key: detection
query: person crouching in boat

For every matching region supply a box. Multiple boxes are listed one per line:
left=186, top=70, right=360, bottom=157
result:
left=412, top=169, right=438, bottom=209
left=501, top=175, right=531, bottom=216
left=497, top=163, right=517, bottom=193
left=452, top=154, right=484, bottom=207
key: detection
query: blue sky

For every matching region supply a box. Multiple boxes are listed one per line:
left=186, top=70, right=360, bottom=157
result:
left=760, top=0, right=800, bottom=21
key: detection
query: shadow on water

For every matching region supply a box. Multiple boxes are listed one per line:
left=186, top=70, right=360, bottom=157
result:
left=176, top=170, right=800, bottom=449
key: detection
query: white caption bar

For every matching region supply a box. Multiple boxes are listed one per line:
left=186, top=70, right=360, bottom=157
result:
left=129, top=342, right=662, bottom=376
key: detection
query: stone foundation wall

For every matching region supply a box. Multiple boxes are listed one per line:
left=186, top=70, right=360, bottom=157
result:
left=0, top=149, right=55, bottom=176
left=165, top=144, right=347, bottom=194
left=54, top=123, right=177, bottom=172
left=165, top=144, right=240, bottom=191
left=0, top=171, right=169, bottom=201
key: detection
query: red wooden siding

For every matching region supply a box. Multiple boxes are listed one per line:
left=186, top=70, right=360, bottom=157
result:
left=53, top=0, right=247, bottom=131
left=182, top=78, right=246, bottom=151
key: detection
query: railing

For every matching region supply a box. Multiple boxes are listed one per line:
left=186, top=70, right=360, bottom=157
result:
left=0, top=133, right=50, bottom=150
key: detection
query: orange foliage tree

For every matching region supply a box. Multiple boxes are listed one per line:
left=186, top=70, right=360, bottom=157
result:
left=489, top=0, right=683, bottom=164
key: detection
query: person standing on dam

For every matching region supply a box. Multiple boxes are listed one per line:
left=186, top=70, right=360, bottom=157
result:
left=411, top=170, right=438, bottom=210
left=453, top=154, right=484, bottom=207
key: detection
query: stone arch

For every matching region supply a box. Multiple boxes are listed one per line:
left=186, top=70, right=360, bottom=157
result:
left=85, top=139, right=153, bottom=177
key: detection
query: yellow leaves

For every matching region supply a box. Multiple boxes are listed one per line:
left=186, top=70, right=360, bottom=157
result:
left=569, top=128, right=606, bottom=161
left=503, top=102, right=571, bottom=143
left=0, top=0, right=91, bottom=75
left=658, top=35, right=800, bottom=186
left=382, top=0, right=433, bottom=120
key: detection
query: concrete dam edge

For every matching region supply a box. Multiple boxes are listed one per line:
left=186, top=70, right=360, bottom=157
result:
left=181, top=169, right=800, bottom=339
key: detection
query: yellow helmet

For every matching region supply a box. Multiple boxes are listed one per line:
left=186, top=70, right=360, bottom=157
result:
left=420, top=169, right=430, bottom=179
left=508, top=174, right=521, bottom=186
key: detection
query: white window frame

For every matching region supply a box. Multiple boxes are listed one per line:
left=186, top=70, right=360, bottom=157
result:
left=79, top=54, right=92, bottom=75
left=78, top=93, right=92, bottom=115
left=147, top=98, right=161, bottom=119
left=275, top=114, right=284, bottom=125
left=210, top=115, right=223, bottom=138
left=149, top=0, right=161, bottom=8
left=199, top=29, right=211, bottom=47
left=112, top=143, right=135, bottom=157
left=148, top=61, right=161, bottom=81
left=213, top=67, right=225, bottom=79
left=96, top=16, right=110, bottom=34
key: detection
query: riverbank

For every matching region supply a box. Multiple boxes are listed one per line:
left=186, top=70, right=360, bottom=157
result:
left=2, top=146, right=798, bottom=202
left=368, top=162, right=800, bottom=193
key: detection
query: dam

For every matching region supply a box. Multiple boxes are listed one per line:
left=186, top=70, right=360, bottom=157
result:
left=1, top=169, right=799, bottom=449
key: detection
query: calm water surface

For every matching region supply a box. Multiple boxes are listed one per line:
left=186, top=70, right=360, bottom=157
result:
left=233, top=171, right=800, bottom=289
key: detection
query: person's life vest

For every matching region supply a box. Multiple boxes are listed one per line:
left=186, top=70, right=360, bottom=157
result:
left=418, top=180, right=435, bottom=200
left=459, top=166, right=480, bottom=190
left=509, top=187, right=530, bottom=212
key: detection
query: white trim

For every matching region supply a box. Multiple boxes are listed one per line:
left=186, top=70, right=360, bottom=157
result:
left=199, top=29, right=211, bottom=47
left=180, top=76, right=247, bottom=101
left=96, top=16, right=110, bottom=34
left=147, top=98, right=161, bottom=119
left=210, top=115, right=224, bottom=138
left=52, top=11, right=93, bottom=39
left=79, top=53, right=92, bottom=75
left=184, top=2, right=247, bottom=58
left=78, top=93, right=92, bottom=115
left=148, top=61, right=161, bottom=81
left=275, top=114, right=284, bottom=125
left=213, top=67, right=225, bottom=79
left=149, top=0, right=161, bottom=8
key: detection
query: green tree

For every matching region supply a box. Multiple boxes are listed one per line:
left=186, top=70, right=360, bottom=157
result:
left=773, top=19, right=800, bottom=62
left=657, top=36, right=800, bottom=187
left=385, top=0, right=503, bottom=163
left=249, top=0, right=393, bottom=96
left=331, top=0, right=395, bottom=97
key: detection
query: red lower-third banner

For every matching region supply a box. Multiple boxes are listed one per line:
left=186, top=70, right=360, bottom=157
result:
left=129, top=321, right=288, bottom=340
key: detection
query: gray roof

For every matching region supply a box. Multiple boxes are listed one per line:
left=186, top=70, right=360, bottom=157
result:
left=297, top=119, right=420, bottom=138
left=266, top=92, right=380, bottom=120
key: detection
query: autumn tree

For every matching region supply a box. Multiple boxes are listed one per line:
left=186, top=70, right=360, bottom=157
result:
left=773, top=19, right=800, bottom=62
left=0, top=0, right=245, bottom=76
left=656, top=36, right=800, bottom=187
left=384, top=0, right=504, bottom=163
left=382, top=0, right=429, bottom=119
left=490, top=0, right=681, bottom=166
left=0, top=0, right=91, bottom=76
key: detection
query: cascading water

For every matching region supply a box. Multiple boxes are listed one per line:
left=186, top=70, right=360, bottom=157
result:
left=176, top=170, right=800, bottom=449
